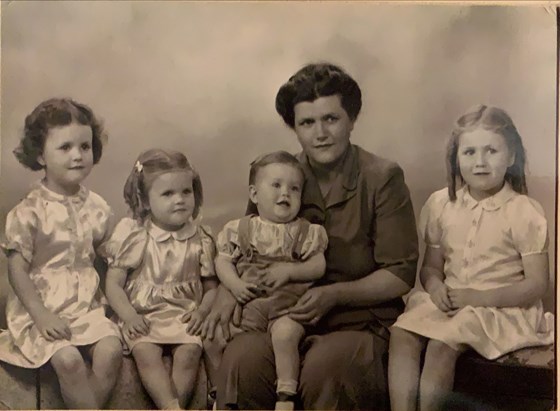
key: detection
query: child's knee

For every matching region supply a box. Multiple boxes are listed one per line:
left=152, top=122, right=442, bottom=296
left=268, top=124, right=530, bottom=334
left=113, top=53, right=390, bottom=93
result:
left=389, top=327, right=423, bottom=352
left=51, top=346, right=86, bottom=375
left=203, top=336, right=226, bottom=357
left=174, top=343, right=202, bottom=368
left=271, top=318, right=304, bottom=345
left=96, top=336, right=123, bottom=359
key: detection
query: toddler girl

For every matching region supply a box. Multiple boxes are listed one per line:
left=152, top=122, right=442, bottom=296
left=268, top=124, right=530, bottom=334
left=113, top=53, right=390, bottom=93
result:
left=211, top=151, right=328, bottom=411
left=100, top=148, right=217, bottom=410
left=0, top=98, right=122, bottom=409
left=388, top=105, right=555, bottom=411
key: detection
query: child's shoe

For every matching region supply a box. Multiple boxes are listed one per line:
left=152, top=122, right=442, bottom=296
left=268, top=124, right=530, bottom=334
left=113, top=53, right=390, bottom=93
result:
left=274, top=401, right=295, bottom=410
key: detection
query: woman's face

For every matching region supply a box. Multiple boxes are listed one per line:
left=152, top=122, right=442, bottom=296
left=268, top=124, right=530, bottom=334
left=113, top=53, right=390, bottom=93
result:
left=293, top=95, right=354, bottom=169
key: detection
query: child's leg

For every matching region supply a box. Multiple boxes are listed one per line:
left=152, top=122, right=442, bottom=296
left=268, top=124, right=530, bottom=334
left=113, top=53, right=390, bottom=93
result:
left=419, top=339, right=463, bottom=411
left=132, top=342, right=178, bottom=409
left=85, top=336, right=123, bottom=407
left=171, top=343, right=203, bottom=409
left=270, top=316, right=305, bottom=410
left=50, top=346, right=98, bottom=409
left=388, top=327, right=427, bottom=411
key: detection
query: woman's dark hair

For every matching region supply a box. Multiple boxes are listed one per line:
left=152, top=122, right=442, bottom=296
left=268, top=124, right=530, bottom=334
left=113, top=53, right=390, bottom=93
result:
left=14, top=98, right=106, bottom=170
left=249, top=150, right=305, bottom=186
left=123, top=149, right=203, bottom=223
left=275, top=63, right=362, bottom=128
left=447, top=104, right=527, bottom=200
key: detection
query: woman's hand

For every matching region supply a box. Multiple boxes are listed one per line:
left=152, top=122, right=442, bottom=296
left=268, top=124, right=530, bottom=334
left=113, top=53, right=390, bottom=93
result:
left=35, top=311, right=72, bottom=341
left=200, top=286, right=238, bottom=341
left=230, top=280, right=261, bottom=304
left=428, top=282, right=452, bottom=313
left=288, top=286, right=337, bottom=325
left=183, top=309, right=207, bottom=336
left=448, top=288, right=485, bottom=309
left=123, top=314, right=150, bottom=340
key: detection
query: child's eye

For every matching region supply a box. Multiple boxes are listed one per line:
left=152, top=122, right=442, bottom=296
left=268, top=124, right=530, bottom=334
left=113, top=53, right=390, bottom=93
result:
left=487, top=148, right=497, bottom=154
left=59, top=144, right=71, bottom=151
left=183, top=188, right=193, bottom=195
left=462, top=149, right=474, bottom=156
left=162, top=191, right=173, bottom=197
left=81, top=143, right=91, bottom=151
left=291, top=186, right=301, bottom=192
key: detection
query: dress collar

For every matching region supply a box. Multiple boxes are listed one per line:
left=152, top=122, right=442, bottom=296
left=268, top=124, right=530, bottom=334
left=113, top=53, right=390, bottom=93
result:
left=459, top=182, right=516, bottom=211
left=36, top=180, right=89, bottom=204
left=146, top=219, right=197, bottom=242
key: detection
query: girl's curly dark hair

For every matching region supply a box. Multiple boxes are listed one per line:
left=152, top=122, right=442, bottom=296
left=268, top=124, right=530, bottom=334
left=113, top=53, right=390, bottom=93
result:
left=14, top=98, right=106, bottom=170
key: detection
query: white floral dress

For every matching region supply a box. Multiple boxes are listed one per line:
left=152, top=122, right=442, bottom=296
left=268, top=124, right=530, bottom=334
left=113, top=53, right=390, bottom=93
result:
left=98, top=217, right=216, bottom=352
left=393, top=184, right=554, bottom=359
left=0, top=182, right=121, bottom=368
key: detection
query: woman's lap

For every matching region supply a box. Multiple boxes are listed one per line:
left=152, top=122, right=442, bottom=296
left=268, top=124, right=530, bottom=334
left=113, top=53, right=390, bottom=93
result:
left=216, top=329, right=389, bottom=410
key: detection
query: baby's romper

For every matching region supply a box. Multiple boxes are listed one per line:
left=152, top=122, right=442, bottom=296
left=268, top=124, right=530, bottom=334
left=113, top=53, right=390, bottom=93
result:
left=0, top=183, right=121, bottom=368
left=99, top=218, right=216, bottom=352
left=393, top=184, right=555, bottom=359
left=217, top=215, right=328, bottom=332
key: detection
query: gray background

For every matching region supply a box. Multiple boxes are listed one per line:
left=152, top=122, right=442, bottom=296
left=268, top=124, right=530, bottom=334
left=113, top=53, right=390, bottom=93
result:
left=0, top=3, right=556, bottom=317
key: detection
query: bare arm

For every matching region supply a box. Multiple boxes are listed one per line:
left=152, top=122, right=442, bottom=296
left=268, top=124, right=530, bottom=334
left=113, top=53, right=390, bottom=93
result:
left=264, top=253, right=326, bottom=289
left=420, top=246, right=445, bottom=294
left=104, top=267, right=138, bottom=322
left=198, top=277, right=219, bottom=316
left=8, top=252, right=71, bottom=340
left=215, top=254, right=258, bottom=304
left=477, top=254, right=548, bottom=308
left=8, top=252, right=51, bottom=322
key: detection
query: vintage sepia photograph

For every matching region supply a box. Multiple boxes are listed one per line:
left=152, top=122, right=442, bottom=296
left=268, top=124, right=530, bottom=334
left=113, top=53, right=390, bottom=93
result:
left=0, top=2, right=556, bottom=410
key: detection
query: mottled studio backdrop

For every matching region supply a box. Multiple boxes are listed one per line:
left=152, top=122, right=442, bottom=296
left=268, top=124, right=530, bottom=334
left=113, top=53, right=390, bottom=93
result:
left=0, top=3, right=556, bottom=317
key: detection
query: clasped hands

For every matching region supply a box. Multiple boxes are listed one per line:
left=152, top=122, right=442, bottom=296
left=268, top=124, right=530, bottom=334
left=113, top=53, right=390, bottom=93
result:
left=429, top=282, right=486, bottom=315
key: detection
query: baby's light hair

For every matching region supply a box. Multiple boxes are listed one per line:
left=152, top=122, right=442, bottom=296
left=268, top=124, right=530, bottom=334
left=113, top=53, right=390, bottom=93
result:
left=249, top=151, right=305, bottom=186
left=446, top=104, right=528, bottom=200
left=14, top=98, right=106, bottom=170
left=123, top=149, right=203, bottom=223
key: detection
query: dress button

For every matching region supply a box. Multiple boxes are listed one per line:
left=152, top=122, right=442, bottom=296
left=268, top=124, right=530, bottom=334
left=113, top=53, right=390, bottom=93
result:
left=467, top=240, right=474, bottom=248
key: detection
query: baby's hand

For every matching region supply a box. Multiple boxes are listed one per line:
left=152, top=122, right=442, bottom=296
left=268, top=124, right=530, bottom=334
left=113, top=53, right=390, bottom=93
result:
left=35, top=311, right=72, bottom=341
left=123, top=314, right=150, bottom=340
left=230, top=280, right=261, bottom=305
left=183, top=309, right=206, bottom=336
left=428, top=283, right=452, bottom=313
left=261, top=264, right=291, bottom=290
left=448, top=288, right=485, bottom=309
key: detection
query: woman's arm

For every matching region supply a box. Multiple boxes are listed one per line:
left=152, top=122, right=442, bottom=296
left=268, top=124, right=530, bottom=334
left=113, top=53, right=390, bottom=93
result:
left=8, top=252, right=71, bottom=340
left=449, top=253, right=549, bottom=309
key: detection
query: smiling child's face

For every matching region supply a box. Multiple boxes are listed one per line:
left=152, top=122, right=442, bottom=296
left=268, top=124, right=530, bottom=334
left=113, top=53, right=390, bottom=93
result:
left=458, top=128, right=514, bottom=201
left=249, top=163, right=303, bottom=224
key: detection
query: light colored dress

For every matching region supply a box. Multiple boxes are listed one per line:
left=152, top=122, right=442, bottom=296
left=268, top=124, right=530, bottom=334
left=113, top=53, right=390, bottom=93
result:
left=98, top=217, right=216, bottom=352
left=0, top=182, right=121, bottom=368
left=393, top=183, right=555, bottom=359
left=217, top=215, right=328, bottom=331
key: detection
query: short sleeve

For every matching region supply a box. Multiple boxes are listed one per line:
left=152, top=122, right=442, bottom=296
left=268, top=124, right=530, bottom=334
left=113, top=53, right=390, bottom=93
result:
left=1, top=201, right=38, bottom=263
left=216, top=219, right=242, bottom=261
left=88, top=192, right=116, bottom=251
left=97, top=217, right=148, bottom=269
left=418, top=189, right=448, bottom=248
left=300, top=224, right=328, bottom=260
left=510, top=196, right=549, bottom=256
left=199, top=225, right=217, bottom=278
